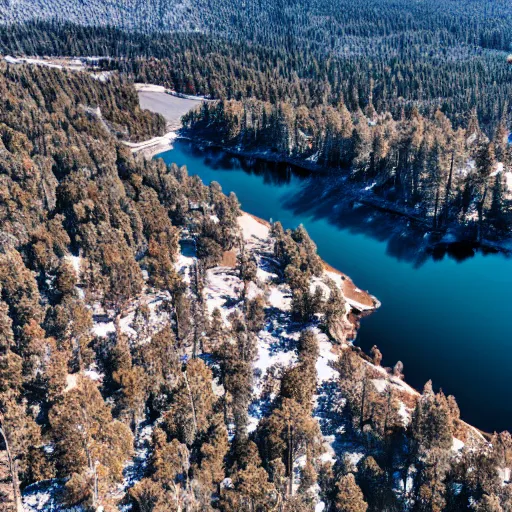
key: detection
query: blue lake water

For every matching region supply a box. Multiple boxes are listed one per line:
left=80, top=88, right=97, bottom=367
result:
left=157, top=139, right=512, bottom=433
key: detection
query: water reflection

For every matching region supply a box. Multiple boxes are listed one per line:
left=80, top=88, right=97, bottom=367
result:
left=185, top=142, right=494, bottom=267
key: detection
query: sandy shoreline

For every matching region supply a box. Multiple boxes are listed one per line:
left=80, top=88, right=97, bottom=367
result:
left=241, top=213, right=488, bottom=442
left=246, top=213, right=380, bottom=311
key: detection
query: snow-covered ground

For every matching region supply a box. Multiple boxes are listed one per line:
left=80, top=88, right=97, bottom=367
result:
left=4, top=55, right=69, bottom=69
left=22, top=211, right=494, bottom=510
left=135, top=83, right=212, bottom=102
left=232, top=213, right=382, bottom=498
left=234, top=213, right=491, bottom=500
left=136, top=86, right=206, bottom=133
left=123, top=130, right=178, bottom=157
left=3, top=55, right=115, bottom=80
left=129, top=86, right=212, bottom=158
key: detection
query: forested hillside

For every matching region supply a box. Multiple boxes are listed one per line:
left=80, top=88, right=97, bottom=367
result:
left=1, top=1, right=512, bottom=510
left=1, top=0, right=512, bottom=131
left=1, top=0, right=512, bottom=243
left=1, top=0, right=512, bottom=51
left=1, top=62, right=512, bottom=512
left=182, top=93, right=512, bottom=243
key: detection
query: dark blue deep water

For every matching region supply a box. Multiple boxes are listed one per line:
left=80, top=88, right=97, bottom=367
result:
left=157, top=140, right=512, bottom=433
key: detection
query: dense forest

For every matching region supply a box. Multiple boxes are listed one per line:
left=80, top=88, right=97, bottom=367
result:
left=2, top=0, right=512, bottom=51
left=1, top=18, right=512, bottom=131
left=0, top=57, right=511, bottom=512
left=1, top=0, right=512, bottom=242
left=1, top=0, right=512, bottom=510
left=2, top=0, right=512, bottom=131
left=182, top=95, right=512, bottom=242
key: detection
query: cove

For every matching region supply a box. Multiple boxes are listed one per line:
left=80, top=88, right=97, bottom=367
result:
left=156, top=139, right=512, bottom=433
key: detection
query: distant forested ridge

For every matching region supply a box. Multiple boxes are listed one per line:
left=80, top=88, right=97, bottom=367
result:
left=1, top=0, right=512, bottom=52
left=1, top=0, right=512, bottom=132
left=2, top=2, right=512, bottom=240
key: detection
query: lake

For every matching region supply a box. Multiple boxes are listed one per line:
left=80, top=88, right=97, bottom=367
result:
left=157, top=139, right=512, bottom=433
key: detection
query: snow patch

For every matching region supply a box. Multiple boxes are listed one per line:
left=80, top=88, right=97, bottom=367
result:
left=316, top=338, right=338, bottom=383
left=64, top=373, right=77, bottom=393
left=452, top=437, right=465, bottom=452
left=267, top=286, right=290, bottom=311
left=92, top=319, right=115, bottom=338
left=84, top=369, right=103, bottom=382
left=238, top=213, right=269, bottom=242
left=398, top=401, right=410, bottom=425
left=371, top=378, right=388, bottom=393
left=123, top=131, right=177, bottom=155
left=306, top=151, right=319, bottom=163
left=65, top=254, right=81, bottom=276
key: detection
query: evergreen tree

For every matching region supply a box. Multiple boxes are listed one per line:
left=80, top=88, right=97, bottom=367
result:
left=334, top=473, right=368, bottom=512
left=49, top=377, right=133, bottom=507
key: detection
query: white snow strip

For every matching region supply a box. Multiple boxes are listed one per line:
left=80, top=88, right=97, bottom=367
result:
left=452, top=438, right=465, bottom=452
left=84, top=369, right=103, bottom=382
left=316, top=338, right=338, bottom=383
left=123, top=131, right=177, bottom=154
left=64, top=374, right=78, bottom=393
left=505, top=172, right=512, bottom=193
left=238, top=213, right=269, bottom=242
left=398, top=401, right=409, bottom=425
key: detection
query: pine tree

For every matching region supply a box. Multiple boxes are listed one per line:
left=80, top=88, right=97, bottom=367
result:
left=140, top=325, right=181, bottom=412
left=49, top=377, right=133, bottom=507
left=297, top=329, right=320, bottom=366
left=0, top=297, right=42, bottom=509
left=357, top=456, right=391, bottom=511
left=370, top=346, right=382, bottom=366
left=488, top=172, right=508, bottom=232
left=474, top=494, right=504, bottom=512
left=474, top=141, right=497, bottom=240
left=413, top=447, right=450, bottom=512
left=324, top=280, right=347, bottom=342
left=220, top=463, right=277, bottom=512
left=410, top=382, right=454, bottom=452
left=194, top=414, right=229, bottom=494
left=163, top=358, right=216, bottom=446
left=257, top=398, right=321, bottom=496
left=334, top=473, right=368, bottom=512
left=237, top=247, right=258, bottom=299
left=151, top=429, right=191, bottom=510
left=245, top=295, right=266, bottom=333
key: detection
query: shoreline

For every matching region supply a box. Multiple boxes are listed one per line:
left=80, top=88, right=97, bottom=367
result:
left=242, top=213, right=488, bottom=443
left=181, top=134, right=512, bottom=256
left=245, top=213, right=380, bottom=313
left=132, top=87, right=512, bottom=257
left=246, top=212, right=380, bottom=347
left=139, top=95, right=507, bottom=437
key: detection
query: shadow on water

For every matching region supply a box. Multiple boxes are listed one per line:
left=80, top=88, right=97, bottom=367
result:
left=281, top=175, right=432, bottom=267
left=188, top=142, right=496, bottom=267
